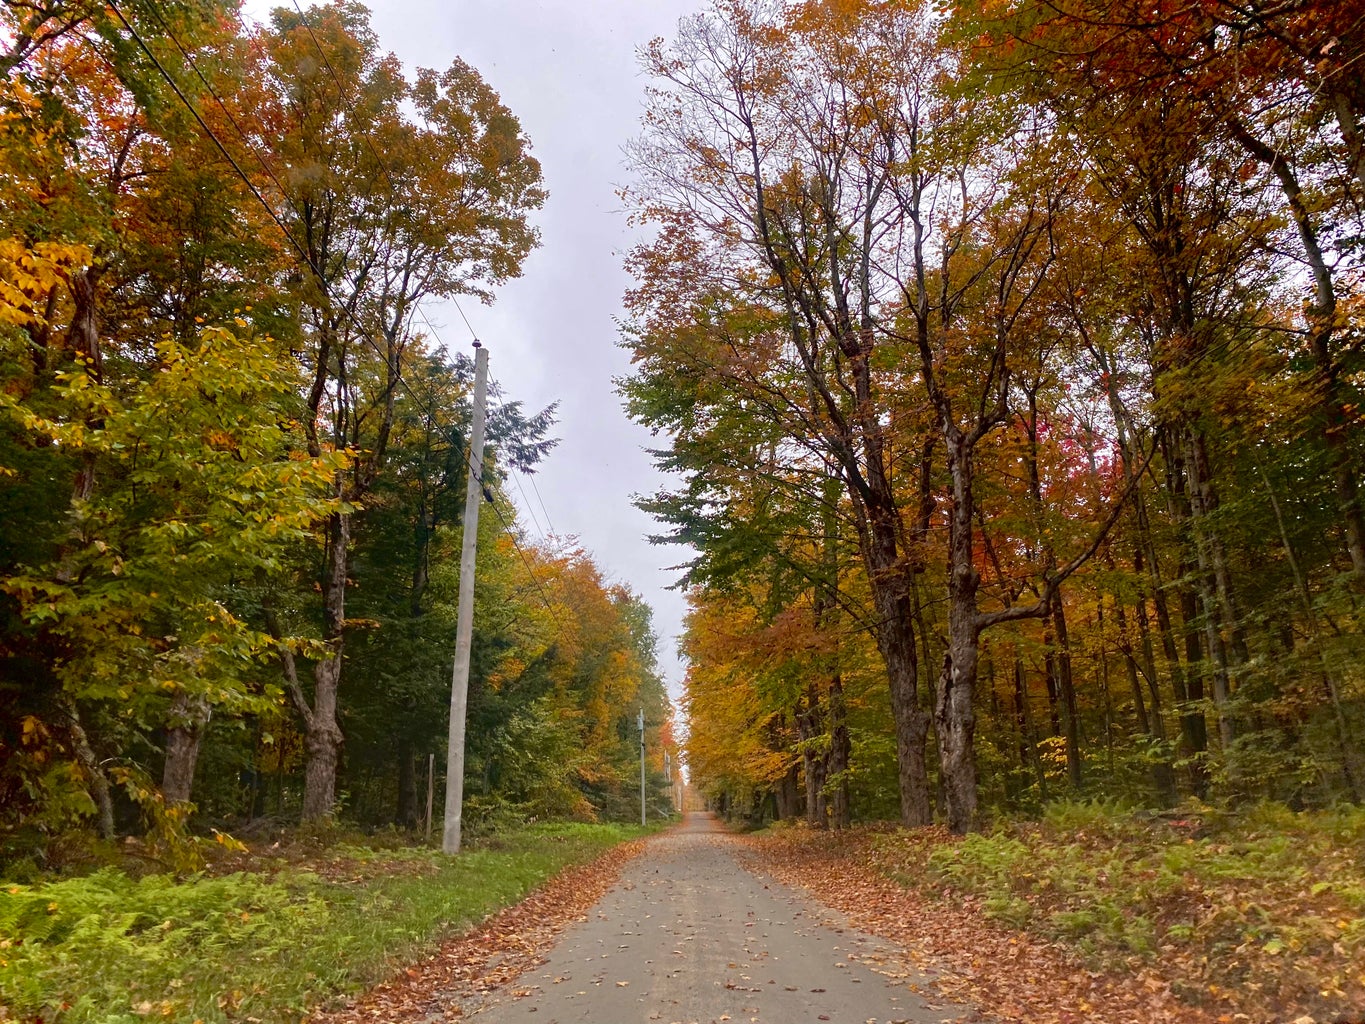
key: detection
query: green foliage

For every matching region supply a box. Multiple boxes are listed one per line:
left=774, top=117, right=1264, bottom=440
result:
left=0, top=867, right=330, bottom=1020
left=0, top=323, right=341, bottom=837
left=1039, top=797, right=1137, bottom=834
left=0, top=823, right=646, bottom=1023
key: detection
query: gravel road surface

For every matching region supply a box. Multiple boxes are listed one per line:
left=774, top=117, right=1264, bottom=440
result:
left=465, top=811, right=978, bottom=1024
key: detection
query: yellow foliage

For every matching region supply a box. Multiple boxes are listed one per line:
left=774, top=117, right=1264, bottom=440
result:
left=0, top=238, right=88, bottom=330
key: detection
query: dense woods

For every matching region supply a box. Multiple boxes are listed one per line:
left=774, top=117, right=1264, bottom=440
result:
left=0, top=0, right=673, bottom=870
left=2, top=1, right=1364, bottom=1021
left=622, top=0, right=1365, bottom=830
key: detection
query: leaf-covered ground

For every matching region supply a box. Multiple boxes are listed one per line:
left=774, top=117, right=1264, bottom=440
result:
left=307, top=834, right=650, bottom=1023
left=740, top=801, right=1365, bottom=1024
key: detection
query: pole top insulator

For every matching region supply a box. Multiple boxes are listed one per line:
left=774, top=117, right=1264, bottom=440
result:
left=472, top=339, right=482, bottom=349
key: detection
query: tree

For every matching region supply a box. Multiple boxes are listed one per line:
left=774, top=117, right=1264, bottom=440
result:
left=0, top=0, right=303, bottom=834
left=251, top=2, right=545, bottom=819
left=339, top=345, right=555, bottom=826
left=628, top=0, right=951, bottom=825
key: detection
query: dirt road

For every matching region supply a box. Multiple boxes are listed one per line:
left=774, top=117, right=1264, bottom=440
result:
left=466, top=812, right=977, bottom=1024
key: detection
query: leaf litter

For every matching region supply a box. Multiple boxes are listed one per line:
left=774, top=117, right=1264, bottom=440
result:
left=307, top=836, right=651, bottom=1023
left=304, top=817, right=1362, bottom=1024
left=737, top=827, right=1221, bottom=1024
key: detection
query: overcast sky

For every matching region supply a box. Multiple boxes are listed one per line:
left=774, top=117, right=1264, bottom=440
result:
left=242, top=0, right=702, bottom=700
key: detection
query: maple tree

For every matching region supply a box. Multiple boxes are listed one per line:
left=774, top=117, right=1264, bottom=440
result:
left=626, top=0, right=961, bottom=826
left=628, top=0, right=1364, bottom=829
left=628, top=0, right=1130, bottom=831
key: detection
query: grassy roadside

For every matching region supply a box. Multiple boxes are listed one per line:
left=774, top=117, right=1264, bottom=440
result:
left=0, top=821, right=655, bottom=1024
left=782, top=800, right=1365, bottom=1022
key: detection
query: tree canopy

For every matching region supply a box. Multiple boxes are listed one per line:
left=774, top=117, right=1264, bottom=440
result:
left=0, top=0, right=675, bottom=865
left=622, top=0, right=1365, bottom=830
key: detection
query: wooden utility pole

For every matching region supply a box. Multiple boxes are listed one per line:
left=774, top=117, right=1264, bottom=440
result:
left=424, top=753, right=434, bottom=843
left=443, top=342, right=488, bottom=854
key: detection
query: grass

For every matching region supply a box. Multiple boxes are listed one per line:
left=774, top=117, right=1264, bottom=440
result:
left=0, top=821, right=651, bottom=1023
left=863, top=799, right=1365, bottom=1018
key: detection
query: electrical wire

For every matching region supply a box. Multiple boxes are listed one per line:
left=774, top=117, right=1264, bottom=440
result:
left=526, top=469, right=559, bottom=537
left=511, top=468, right=547, bottom=538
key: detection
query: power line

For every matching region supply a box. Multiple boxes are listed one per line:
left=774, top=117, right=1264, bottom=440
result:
left=111, top=0, right=396, bottom=361
left=137, top=0, right=297, bottom=212
left=107, top=1, right=305, bottom=274
left=527, top=469, right=560, bottom=537
left=484, top=483, right=569, bottom=635
left=511, top=468, right=548, bottom=538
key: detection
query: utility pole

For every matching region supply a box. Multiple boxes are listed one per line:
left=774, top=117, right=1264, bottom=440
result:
left=424, top=753, right=434, bottom=843
left=638, top=707, right=646, bottom=827
left=443, top=341, right=488, bottom=855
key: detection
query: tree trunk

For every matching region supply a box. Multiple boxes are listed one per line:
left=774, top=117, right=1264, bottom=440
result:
left=162, top=692, right=211, bottom=805
left=1115, top=599, right=1151, bottom=734
left=775, top=764, right=800, bottom=821
left=1094, top=611, right=1116, bottom=774
left=1052, top=601, right=1082, bottom=790
left=67, top=706, right=114, bottom=839
left=302, top=659, right=343, bottom=823
left=1163, top=431, right=1225, bottom=766
left=1043, top=632, right=1062, bottom=737
left=1131, top=599, right=1178, bottom=804
left=887, top=627, right=932, bottom=827
left=828, top=672, right=850, bottom=829
left=1189, top=431, right=1250, bottom=666
left=798, top=684, right=827, bottom=828
left=817, top=477, right=852, bottom=830
left=857, top=511, right=932, bottom=826
left=68, top=266, right=102, bottom=501
left=837, top=446, right=933, bottom=827
left=1012, top=647, right=1031, bottom=772
left=937, top=433, right=981, bottom=834
left=1184, top=430, right=1238, bottom=751
left=937, top=624, right=979, bottom=834
left=301, top=510, right=349, bottom=822
left=1177, top=567, right=1210, bottom=755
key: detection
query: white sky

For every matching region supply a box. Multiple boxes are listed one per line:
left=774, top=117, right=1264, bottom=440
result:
left=240, top=0, right=701, bottom=700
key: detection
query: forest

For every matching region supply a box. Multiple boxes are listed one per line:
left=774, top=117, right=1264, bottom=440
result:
left=621, top=0, right=1365, bottom=831
left=0, top=0, right=675, bottom=872
left=3, top=0, right=1365, bottom=1021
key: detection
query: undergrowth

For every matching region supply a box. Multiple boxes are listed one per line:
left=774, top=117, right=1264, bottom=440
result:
left=0, top=821, right=648, bottom=1023
left=868, top=799, right=1365, bottom=1019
